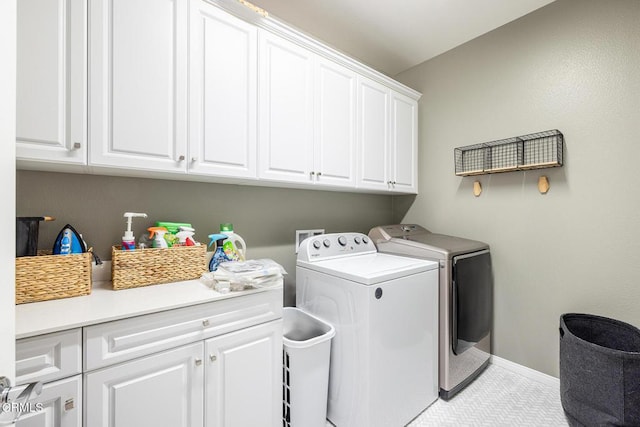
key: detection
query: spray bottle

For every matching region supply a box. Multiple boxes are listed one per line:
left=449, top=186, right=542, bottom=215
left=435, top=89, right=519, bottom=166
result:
left=176, top=226, right=197, bottom=246
left=208, top=233, right=231, bottom=271
left=148, top=227, right=169, bottom=248
left=122, top=212, right=148, bottom=250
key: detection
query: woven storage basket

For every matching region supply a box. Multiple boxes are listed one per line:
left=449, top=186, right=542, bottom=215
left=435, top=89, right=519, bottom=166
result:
left=111, top=245, right=207, bottom=290
left=15, top=251, right=92, bottom=304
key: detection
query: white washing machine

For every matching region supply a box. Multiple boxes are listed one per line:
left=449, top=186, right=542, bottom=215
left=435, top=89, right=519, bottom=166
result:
left=296, top=232, right=439, bottom=427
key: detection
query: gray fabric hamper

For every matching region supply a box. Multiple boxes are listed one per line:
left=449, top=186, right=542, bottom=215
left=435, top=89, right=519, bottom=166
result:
left=559, top=313, right=640, bottom=426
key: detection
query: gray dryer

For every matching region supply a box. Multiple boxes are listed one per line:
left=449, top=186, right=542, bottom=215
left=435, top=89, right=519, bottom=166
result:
left=369, top=224, right=492, bottom=399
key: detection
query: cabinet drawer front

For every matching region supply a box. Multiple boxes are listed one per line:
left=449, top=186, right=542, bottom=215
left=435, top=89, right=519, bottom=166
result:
left=84, top=290, right=282, bottom=371
left=16, top=328, right=82, bottom=385
left=12, top=374, right=82, bottom=427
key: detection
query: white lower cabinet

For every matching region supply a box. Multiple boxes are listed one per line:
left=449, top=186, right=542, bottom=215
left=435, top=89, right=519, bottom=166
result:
left=14, top=329, right=82, bottom=427
left=84, top=342, right=205, bottom=427
left=83, top=291, right=283, bottom=427
left=205, top=321, right=282, bottom=427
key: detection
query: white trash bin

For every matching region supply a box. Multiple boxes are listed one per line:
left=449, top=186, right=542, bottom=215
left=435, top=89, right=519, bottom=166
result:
left=282, top=307, right=336, bottom=427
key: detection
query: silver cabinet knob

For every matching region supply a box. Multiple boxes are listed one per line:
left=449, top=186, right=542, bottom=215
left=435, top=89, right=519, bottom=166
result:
left=191, top=156, right=198, bottom=162
left=317, top=171, right=322, bottom=176
left=178, top=155, right=185, bottom=161
left=72, top=142, right=81, bottom=150
left=210, top=354, right=217, bottom=362
left=195, top=358, right=203, bottom=366
left=202, top=319, right=210, bottom=327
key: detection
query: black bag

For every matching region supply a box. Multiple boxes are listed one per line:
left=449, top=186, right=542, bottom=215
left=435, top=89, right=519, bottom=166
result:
left=559, top=313, right=640, bottom=426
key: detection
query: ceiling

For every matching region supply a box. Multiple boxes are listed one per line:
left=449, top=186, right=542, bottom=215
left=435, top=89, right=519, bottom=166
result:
left=249, top=0, right=557, bottom=76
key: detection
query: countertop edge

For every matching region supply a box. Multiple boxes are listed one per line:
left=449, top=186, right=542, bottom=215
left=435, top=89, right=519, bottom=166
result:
left=16, top=277, right=284, bottom=339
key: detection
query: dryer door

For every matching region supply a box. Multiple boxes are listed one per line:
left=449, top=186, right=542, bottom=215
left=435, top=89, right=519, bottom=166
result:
left=452, top=250, right=492, bottom=355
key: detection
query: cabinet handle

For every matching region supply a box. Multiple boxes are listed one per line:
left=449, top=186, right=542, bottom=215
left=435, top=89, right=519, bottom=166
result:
left=178, top=155, right=185, bottom=161
left=392, top=181, right=396, bottom=185
left=310, top=171, right=315, bottom=177
left=202, top=319, right=210, bottom=327
left=317, top=171, right=322, bottom=177
left=64, top=398, right=75, bottom=411
left=210, top=354, right=217, bottom=362
left=191, top=156, right=198, bottom=162
left=195, top=358, right=203, bottom=366
left=72, top=142, right=81, bottom=150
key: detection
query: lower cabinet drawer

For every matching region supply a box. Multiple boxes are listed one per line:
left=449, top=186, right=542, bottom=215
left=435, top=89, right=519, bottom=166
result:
left=84, top=290, right=282, bottom=371
left=14, top=375, right=82, bottom=427
left=16, top=329, right=82, bottom=386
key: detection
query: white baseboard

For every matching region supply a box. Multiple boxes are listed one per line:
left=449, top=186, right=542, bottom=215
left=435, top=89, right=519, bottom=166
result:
left=490, top=355, right=560, bottom=388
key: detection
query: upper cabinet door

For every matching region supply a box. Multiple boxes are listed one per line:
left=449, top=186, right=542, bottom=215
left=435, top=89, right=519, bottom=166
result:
left=258, top=31, right=314, bottom=184
left=314, top=58, right=357, bottom=188
left=89, top=0, right=188, bottom=173
left=390, top=92, right=418, bottom=194
left=189, top=1, right=257, bottom=179
left=357, top=77, right=390, bottom=191
left=16, top=0, right=87, bottom=165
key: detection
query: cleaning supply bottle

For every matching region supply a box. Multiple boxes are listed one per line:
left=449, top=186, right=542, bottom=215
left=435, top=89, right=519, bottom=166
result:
left=122, top=212, right=148, bottom=250
left=148, top=227, right=169, bottom=248
left=176, top=226, right=196, bottom=246
left=219, top=223, right=246, bottom=261
left=208, top=233, right=231, bottom=271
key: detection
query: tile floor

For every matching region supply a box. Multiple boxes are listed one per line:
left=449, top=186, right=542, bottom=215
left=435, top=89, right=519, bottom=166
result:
left=327, top=363, right=569, bottom=426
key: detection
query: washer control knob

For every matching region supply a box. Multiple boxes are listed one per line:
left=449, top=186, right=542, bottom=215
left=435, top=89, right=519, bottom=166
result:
left=354, top=236, right=362, bottom=244
left=338, top=236, right=347, bottom=246
left=323, top=239, right=331, bottom=248
left=313, top=240, right=321, bottom=250
left=362, top=236, right=370, bottom=244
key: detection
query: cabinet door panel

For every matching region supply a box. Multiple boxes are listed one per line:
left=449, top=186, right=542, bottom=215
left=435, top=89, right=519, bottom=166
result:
left=315, top=59, right=356, bottom=187
left=16, top=0, right=86, bottom=165
left=89, top=0, right=187, bottom=171
left=189, top=1, right=257, bottom=178
left=258, top=31, right=314, bottom=183
left=390, top=92, right=418, bottom=193
left=205, top=320, right=282, bottom=427
left=85, top=342, right=204, bottom=427
left=357, top=77, right=390, bottom=191
left=14, top=375, right=82, bottom=427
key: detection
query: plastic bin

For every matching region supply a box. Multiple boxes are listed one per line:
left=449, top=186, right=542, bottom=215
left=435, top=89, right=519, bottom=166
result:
left=282, top=307, right=335, bottom=427
left=559, top=313, right=640, bottom=426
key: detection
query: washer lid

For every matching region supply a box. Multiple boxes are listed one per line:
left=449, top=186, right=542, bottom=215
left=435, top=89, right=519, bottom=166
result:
left=369, top=224, right=489, bottom=257
left=297, top=252, right=438, bottom=285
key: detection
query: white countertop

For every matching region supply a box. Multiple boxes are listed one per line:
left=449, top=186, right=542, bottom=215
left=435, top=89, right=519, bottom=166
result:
left=16, top=262, right=283, bottom=339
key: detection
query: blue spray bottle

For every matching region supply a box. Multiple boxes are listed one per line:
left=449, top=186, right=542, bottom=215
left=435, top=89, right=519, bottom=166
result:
left=208, top=233, right=232, bottom=272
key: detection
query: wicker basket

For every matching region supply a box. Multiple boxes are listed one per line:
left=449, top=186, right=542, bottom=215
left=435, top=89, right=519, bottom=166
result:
left=15, top=251, right=92, bottom=304
left=111, top=245, right=207, bottom=290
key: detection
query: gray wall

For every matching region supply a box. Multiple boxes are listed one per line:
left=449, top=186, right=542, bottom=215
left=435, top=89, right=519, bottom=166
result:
left=394, top=0, right=640, bottom=376
left=17, top=170, right=393, bottom=306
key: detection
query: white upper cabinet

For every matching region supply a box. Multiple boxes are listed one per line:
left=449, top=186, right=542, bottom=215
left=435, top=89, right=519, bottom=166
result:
left=89, top=0, right=188, bottom=173
left=258, top=30, right=315, bottom=184
left=357, top=78, right=418, bottom=193
left=189, top=0, right=257, bottom=179
left=390, top=92, right=418, bottom=193
left=357, top=77, right=390, bottom=192
left=16, top=0, right=87, bottom=166
left=313, top=58, right=357, bottom=188
left=16, top=0, right=419, bottom=193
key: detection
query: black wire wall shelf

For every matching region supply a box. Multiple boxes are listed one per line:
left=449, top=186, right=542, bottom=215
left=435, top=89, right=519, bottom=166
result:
left=454, top=129, right=564, bottom=176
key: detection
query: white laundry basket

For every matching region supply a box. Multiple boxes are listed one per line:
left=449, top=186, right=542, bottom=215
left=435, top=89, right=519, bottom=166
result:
left=282, top=307, right=335, bottom=427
